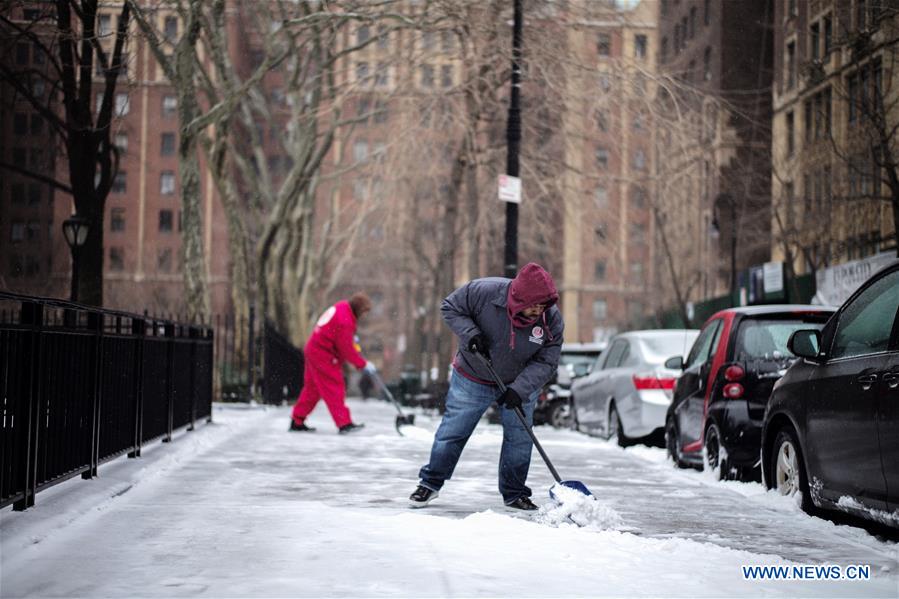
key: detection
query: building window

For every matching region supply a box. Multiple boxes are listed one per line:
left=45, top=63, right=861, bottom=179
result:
left=30, top=114, right=43, bottom=135
left=14, top=112, right=27, bottom=135
left=16, top=42, right=30, bottom=65
left=115, top=133, right=128, bottom=154
left=823, top=14, right=833, bottom=59
left=703, top=46, right=712, bottom=81
left=440, top=64, right=453, bottom=88
left=110, top=207, right=126, bottom=232
left=595, top=225, right=607, bottom=243
left=160, top=132, right=176, bottom=156
left=595, top=147, right=609, bottom=169
left=594, top=260, right=606, bottom=281
left=420, top=64, right=434, bottom=87
left=11, top=221, right=25, bottom=242
left=804, top=99, right=813, bottom=142
left=109, top=247, right=124, bottom=271
left=674, top=25, right=681, bottom=54
left=441, top=30, right=454, bottom=53
left=163, top=16, right=178, bottom=43
left=786, top=41, right=796, bottom=90
left=356, top=24, right=370, bottom=45
left=157, top=248, right=173, bottom=272
left=633, top=149, right=646, bottom=170
left=114, top=93, right=130, bottom=116
left=353, top=140, right=369, bottom=162
left=593, top=300, right=607, bottom=322
left=634, top=34, right=647, bottom=60
left=356, top=61, right=370, bottom=83
left=160, top=171, right=176, bottom=195
left=810, top=22, right=820, bottom=61
left=704, top=0, right=711, bottom=25
left=159, top=209, right=174, bottom=233
left=112, top=171, right=127, bottom=193
left=689, top=7, right=697, bottom=38
left=422, top=31, right=436, bottom=51
left=28, top=183, right=41, bottom=205
left=375, top=62, right=389, bottom=87
left=374, top=100, right=389, bottom=124
left=784, top=181, right=795, bottom=229
left=856, top=0, right=868, bottom=31
left=786, top=111, right=794, bottom=156
left=597, top=33, right=611, bottom=56
left=162, top=95, right=177, bottom=117
left=630, top=262, right=643, bottom=283
left=788, top=0, right=797, bottom=17
left=630, top=222, right=646, bottom=243
left=594, top=186, right=608, bottom=208
left=377, top=25, right=389, bottom=50
left=661, top=37, right=668, bottom=63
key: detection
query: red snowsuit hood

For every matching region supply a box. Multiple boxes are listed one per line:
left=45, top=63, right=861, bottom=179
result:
left=506, top=262, right=559, bottom=329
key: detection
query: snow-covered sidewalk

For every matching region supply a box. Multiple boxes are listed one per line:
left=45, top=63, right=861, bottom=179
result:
left=1, top=399, right=897, bottom=597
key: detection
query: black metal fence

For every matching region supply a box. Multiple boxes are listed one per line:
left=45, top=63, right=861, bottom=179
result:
left=0, top=292, right=213, bottom=511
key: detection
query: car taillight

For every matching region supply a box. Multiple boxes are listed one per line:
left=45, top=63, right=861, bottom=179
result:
left=724, top=365, right=745, bottom=381
left=723, top=382, right=744, bottom=399
left=632, top=375, right=676, bottom=390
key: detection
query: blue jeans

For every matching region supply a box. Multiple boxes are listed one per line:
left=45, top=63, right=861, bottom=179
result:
left=418, top=370, right=538, bottom=503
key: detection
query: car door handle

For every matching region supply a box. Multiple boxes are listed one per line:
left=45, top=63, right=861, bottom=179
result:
left=882, top=372, right=899, bottom=389
left=857, top=374, right=878, bottom=390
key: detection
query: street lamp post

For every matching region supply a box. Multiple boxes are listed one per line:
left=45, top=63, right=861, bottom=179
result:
left=62, top=215, right=90, bottom=302
left=503, top=0, right=523, bottom=279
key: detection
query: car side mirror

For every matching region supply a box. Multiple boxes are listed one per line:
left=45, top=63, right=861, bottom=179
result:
left=788, top=329, right=822, bottom=361
left=665, top=356, right=684, bottom=370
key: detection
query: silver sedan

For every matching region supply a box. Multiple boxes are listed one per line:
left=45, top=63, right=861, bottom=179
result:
left=572, top=329, right=699, bottom=446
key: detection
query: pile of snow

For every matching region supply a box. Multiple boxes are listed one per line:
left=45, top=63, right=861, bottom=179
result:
left=534, top=483, right=623, bottom=530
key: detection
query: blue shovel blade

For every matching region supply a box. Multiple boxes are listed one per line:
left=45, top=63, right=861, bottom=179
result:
left=549, top=480, right=593, bottom=501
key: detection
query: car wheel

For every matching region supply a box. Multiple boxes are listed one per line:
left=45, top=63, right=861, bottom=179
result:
left=609, top=403, right=631, bottom=448
left=549, top=400, right=573, bottom=429
left=666, top=417, right=688, bottom=469
left=771, top=427, right=813, bottom=512
left=704, top=423, right=731, bottom=480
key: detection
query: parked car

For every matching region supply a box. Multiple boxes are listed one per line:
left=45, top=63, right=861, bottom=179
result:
left=665, top=305, right=835, bottom=480
left=761, top=263, right=899, bottom=526
left=571, top=330, right=698, bottom=446
left=534, top=343, right=605, bottom=428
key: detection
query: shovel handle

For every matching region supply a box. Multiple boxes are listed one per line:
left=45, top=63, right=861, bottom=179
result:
left=370, top=370, right=407, bottom=417
left=474, top=352, right=562, bottom=483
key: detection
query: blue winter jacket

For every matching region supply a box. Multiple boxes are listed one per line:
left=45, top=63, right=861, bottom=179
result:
left=441, top=277, right=564, bottom=400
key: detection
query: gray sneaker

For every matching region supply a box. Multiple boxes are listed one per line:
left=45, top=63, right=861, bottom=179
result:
left=409, top=485, right=439, bottom=508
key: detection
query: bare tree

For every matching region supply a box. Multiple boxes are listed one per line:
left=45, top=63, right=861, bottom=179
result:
left=0, top=0, right=131, bottom=305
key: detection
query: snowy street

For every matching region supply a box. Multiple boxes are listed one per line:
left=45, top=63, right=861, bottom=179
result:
left=2, top=398, right=897, bottom=598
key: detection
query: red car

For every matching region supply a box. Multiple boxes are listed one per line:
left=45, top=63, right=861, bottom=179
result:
left=664, top=305, right=835, bottom=480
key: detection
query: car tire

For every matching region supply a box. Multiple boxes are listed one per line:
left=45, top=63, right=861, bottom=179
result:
left=609, top=403, right=632, bottom=448
left=770, top=427, right=813, bottom=513
left=704, top=422, right=731, bottom=481
left=548, top=400, right=573, bottom=429
left=666, top=417, right=688, bottom=469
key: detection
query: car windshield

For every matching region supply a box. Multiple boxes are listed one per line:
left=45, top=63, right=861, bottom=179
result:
left=560, top=353, right=599, bottom=376
left=735, top=318, right=828, bottom=361
left=640, top=333, right=697, bottom=364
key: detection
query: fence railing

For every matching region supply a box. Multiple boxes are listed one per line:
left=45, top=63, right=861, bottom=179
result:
left=0, top=292, right=213, bottom=511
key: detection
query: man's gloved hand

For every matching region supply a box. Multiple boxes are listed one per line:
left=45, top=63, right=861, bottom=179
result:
left=467, top=333, right=490, bottom=359
left=363, top=361, right=378, bottom=374
left=496, top=388, right=522, bottom=410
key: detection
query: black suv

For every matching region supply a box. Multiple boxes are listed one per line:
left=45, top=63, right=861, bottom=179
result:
left=762, top=263, right=899, bottom=527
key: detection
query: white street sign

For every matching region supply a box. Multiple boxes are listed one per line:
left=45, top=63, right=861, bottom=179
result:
left=498, top=174, right=521, bottom=204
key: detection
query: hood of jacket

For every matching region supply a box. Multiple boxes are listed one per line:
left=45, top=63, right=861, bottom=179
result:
left=506, top=262, right=559, bottom=328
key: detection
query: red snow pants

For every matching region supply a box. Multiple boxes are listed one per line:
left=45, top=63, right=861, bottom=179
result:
left=291, top=349, right=352, bottom=428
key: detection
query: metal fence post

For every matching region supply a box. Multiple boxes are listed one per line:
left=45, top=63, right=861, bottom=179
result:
left=187, top=326, right=197, bottom=432
left=83, top=311, right=103, bottom=479
left=163, top=322, right=175, bottom=443
left=13, top=301, right=43, bottom=511
left=128, top=317, right=145, bottom=458
left=247, top=306, right=256, bottom=400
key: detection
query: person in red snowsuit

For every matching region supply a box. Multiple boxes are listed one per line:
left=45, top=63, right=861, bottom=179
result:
left=290, top=293, right=372, bottom=434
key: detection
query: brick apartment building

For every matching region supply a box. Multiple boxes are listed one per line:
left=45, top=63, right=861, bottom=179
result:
left=656, top=0, right=775, bottom=303
left=770, top=0, right=897, bottom=274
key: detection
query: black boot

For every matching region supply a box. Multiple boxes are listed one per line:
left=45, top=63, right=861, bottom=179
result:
left=289, top=420, right=316, bottom=432
left=409, top=485, right=439, bottom=508
left=338, top=422, right=365, bottom=434
left=505, top=496, right=538, bottom=511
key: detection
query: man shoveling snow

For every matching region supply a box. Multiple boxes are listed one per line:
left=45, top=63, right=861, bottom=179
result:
left=410, top=263, right=564, bottom=511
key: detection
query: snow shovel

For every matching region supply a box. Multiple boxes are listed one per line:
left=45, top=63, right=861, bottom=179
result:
left=368, top=369, right=417, bottom=435
left=473, top=351, right=593, bottom=501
